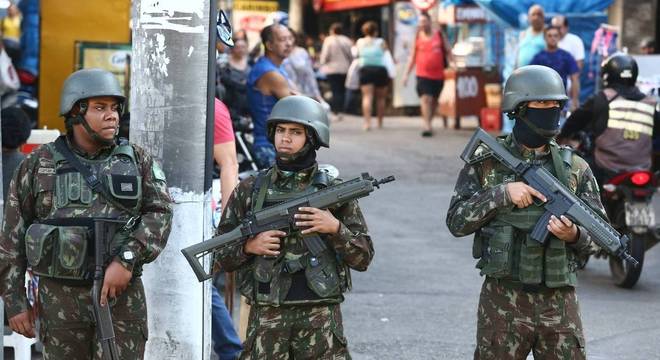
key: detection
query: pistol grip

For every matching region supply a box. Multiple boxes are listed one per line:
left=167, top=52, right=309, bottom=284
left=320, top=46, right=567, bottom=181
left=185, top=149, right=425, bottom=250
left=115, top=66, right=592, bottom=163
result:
left=531, top=211, right=553, bottom=244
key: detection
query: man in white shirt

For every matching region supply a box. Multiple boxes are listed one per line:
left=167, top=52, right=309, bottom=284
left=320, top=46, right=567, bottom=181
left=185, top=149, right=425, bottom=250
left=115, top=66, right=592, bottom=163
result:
left=551, top=15, right=585, bottom=70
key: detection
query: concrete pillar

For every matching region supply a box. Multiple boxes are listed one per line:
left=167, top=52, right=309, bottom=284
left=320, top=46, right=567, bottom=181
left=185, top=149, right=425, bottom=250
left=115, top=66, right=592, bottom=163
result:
left=131, top=0, right=215, bottom=358
left=1, top=109, right=3, bottom=357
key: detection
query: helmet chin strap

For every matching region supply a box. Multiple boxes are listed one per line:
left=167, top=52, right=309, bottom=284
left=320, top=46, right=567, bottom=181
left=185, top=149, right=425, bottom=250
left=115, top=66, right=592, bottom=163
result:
left=73, top=102, right=116, bottom=147
left=277, top=142, right=312, bottom=163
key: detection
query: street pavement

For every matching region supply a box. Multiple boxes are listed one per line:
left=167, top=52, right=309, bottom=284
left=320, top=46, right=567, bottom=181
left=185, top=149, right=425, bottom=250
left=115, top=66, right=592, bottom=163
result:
left=318, top=115, right=660, bottom=360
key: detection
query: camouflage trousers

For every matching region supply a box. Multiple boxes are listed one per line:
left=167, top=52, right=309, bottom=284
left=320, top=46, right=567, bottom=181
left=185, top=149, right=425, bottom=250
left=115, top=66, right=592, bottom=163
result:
left=241, top=303, right=350, bottom=360
left=474, top=277, right=586, bottom=360
left=37, top=276, right=149, bottom=360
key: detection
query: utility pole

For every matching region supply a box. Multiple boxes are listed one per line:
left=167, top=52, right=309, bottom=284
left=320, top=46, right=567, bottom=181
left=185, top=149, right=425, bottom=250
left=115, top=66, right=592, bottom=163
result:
left=289, top=0, right=304, bottom=33
left=131, top=1, right=215, bottom=358
left=0, top=112, right=4, bottom=359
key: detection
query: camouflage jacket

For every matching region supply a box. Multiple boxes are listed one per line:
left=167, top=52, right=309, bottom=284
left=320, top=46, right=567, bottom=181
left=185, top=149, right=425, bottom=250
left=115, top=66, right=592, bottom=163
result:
left=0, top=137, right=173, bottom=319
left=446, top=134, right=607, bottom=257
left=214, top=163, right=374, bottom=275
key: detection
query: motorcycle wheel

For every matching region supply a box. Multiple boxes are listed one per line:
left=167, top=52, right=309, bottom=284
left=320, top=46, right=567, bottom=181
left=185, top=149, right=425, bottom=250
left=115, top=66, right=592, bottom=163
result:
left=609, top=232, right=645, bottom=288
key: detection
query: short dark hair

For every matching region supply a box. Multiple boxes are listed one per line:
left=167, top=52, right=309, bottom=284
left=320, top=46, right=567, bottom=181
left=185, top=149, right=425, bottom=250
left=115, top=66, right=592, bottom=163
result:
left=420, top=11, right=431, bottom=20
left=361, top=21, right=378, bottom=37
left=1, top=107, right=32, bottom=149
left=544, top=25, right=561, bottom=35
left=261, top=24, right=276, bottom=45
left=329, top=22, right=343, bottom=35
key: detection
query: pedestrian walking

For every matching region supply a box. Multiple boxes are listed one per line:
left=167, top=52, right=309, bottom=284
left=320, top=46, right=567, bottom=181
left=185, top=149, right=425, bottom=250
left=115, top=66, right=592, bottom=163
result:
left=320, top=22, right=354, bottom=120
left=404, top=12, right=452, bottom=137
left=356, top=21, right=389, bottom=131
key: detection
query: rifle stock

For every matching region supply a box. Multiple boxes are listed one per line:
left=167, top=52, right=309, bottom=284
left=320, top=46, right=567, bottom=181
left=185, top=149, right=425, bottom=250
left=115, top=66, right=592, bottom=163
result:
left=462, top=128, right=638, bottom=268
left=181, top=173, right=395, bottom=282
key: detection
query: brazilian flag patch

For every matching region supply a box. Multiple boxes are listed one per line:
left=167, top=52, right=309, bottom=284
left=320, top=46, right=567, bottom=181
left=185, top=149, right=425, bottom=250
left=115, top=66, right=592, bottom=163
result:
left=152, top=162, right=166, bottom=181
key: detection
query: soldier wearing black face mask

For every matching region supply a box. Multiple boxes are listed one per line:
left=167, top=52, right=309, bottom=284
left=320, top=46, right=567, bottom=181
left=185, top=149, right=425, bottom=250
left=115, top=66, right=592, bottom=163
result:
left=447, top=65, right=606, bottom=359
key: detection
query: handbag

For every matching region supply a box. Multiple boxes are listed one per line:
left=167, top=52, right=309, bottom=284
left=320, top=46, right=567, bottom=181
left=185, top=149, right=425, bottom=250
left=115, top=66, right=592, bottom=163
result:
left=345, top=58, right=360, bottom=90
left=383, top=49, right=396, bottom=79
left=0, top=48, right=20, bottom=95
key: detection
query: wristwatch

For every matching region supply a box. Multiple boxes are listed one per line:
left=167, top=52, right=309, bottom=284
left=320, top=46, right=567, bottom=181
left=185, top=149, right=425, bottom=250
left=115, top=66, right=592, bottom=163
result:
left=119, top=250, right=136, bottom=266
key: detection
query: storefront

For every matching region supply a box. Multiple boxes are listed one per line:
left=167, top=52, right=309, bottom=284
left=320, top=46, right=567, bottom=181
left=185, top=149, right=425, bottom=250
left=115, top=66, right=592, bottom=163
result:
left=307, top=0, right=393, bottom=41
left=437, top=3, right=502, bottom=129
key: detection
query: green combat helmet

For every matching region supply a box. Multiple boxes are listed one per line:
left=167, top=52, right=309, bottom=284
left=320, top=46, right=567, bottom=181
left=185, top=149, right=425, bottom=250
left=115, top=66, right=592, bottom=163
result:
left=60, top=68, right=125, bottom=144
left=502, top=65, right=568, bottom=117
left=267, top=95, right=330, bottom=149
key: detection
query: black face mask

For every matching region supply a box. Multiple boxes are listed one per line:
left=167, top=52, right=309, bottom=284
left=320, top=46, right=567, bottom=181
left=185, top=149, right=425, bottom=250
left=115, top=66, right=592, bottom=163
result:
left=513, top=107, right=561, bottom=148
left=276, top=142, right=317, bottom=171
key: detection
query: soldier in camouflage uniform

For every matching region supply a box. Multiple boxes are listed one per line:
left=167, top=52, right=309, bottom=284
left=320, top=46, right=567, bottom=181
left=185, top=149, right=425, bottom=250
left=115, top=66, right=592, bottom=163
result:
left=215, top=95, right=374, bottom=359
left=0, top=68, right=173, bottom=359
left=446, top=65, right=607, bottom=360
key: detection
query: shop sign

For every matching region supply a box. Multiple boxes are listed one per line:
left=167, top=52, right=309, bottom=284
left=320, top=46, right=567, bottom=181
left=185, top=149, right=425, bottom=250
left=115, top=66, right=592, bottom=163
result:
left=457, top=75, right=479, bottom=99
left=455, top=5, right=487, bottom=23
left=233, top=1, right=278, bottom=13
left=438, top=4, right=487, bottom=24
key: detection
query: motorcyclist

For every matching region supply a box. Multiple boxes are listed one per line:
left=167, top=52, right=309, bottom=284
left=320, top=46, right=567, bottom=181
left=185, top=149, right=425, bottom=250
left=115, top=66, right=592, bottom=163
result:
left=559, top=53, right=660, bottom=184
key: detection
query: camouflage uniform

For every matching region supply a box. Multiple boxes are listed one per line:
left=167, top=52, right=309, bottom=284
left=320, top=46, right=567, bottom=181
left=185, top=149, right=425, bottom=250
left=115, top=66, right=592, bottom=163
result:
left=0, top=136, right=173, bottom=359
left=446, top=134, right=607, bottom=360
left=215, top=164, right=374, bottom=359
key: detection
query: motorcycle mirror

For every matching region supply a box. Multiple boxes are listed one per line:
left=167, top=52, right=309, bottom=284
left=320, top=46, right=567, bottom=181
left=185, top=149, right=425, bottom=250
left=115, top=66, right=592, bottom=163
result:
left=217, top=10, right=234, bottom=47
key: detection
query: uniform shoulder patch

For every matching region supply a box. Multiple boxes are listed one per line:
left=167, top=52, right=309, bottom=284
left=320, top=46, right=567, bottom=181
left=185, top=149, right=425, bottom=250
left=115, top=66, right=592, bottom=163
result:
left=152, top=162, right=166, bottom=182
left=37, top=167, right=56, bottom=175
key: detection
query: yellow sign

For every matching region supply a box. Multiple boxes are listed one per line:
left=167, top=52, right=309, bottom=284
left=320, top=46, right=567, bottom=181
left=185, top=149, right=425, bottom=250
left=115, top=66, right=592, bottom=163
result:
left=76, top=42, right=131, bottom=99
left=234, top=0, right=278, bottom=12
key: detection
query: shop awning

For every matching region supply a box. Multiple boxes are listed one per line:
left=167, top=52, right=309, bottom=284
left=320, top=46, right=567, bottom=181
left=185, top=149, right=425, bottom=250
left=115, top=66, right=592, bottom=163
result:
left=319, top=0, right=392, bottom=13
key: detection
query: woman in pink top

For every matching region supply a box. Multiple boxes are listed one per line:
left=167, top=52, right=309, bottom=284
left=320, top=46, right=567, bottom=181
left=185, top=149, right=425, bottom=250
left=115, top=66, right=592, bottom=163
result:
left=404, top=12, right=452, bottom=137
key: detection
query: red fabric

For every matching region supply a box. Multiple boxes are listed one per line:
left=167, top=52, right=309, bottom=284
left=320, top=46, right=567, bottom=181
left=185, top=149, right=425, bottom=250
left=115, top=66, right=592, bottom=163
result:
left=322, top=0, right=390, bottom=12
left=415, top=31, right=445, bottom=80
left=214, top=98, right=234, bottom=144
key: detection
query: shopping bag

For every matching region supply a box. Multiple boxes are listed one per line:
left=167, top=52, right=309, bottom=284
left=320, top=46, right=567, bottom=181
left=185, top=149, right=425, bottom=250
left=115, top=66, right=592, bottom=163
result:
left=345, top=59, right=360, bottom=90
left=0, top=48, right=20, bottom=95
left=383, top=50, right=396, bottom=79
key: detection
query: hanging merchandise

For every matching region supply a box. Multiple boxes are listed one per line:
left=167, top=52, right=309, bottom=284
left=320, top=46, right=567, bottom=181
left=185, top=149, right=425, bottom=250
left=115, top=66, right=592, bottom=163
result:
left=587, top=24, right=619, bottom=89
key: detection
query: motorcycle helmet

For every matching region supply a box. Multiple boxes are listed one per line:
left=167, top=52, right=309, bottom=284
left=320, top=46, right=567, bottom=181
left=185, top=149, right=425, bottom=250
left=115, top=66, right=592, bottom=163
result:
left=601, top=53, right=638, bottom=87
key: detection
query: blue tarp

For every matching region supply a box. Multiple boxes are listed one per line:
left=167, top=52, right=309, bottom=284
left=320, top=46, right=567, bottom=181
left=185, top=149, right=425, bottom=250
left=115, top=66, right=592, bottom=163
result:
left=471, top=0, right=613, bottom=28
left=441, top=0, right=615, bottom=102
left=19, top=0, right=39, bottom=77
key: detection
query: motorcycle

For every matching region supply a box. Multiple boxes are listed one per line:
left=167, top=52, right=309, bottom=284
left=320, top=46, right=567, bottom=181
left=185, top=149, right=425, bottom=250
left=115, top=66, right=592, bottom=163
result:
left=599, top=169, right=658, bottom=288
left=561, top=131, right=659, bottom=288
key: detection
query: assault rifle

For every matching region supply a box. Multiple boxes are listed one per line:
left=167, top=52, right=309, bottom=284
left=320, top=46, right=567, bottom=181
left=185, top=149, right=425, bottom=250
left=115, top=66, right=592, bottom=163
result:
left=93, top=219, right=125, bottom=360
left=461, top=128, right=638, bottom=267
left=182, top=173, right=395, bottom=282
